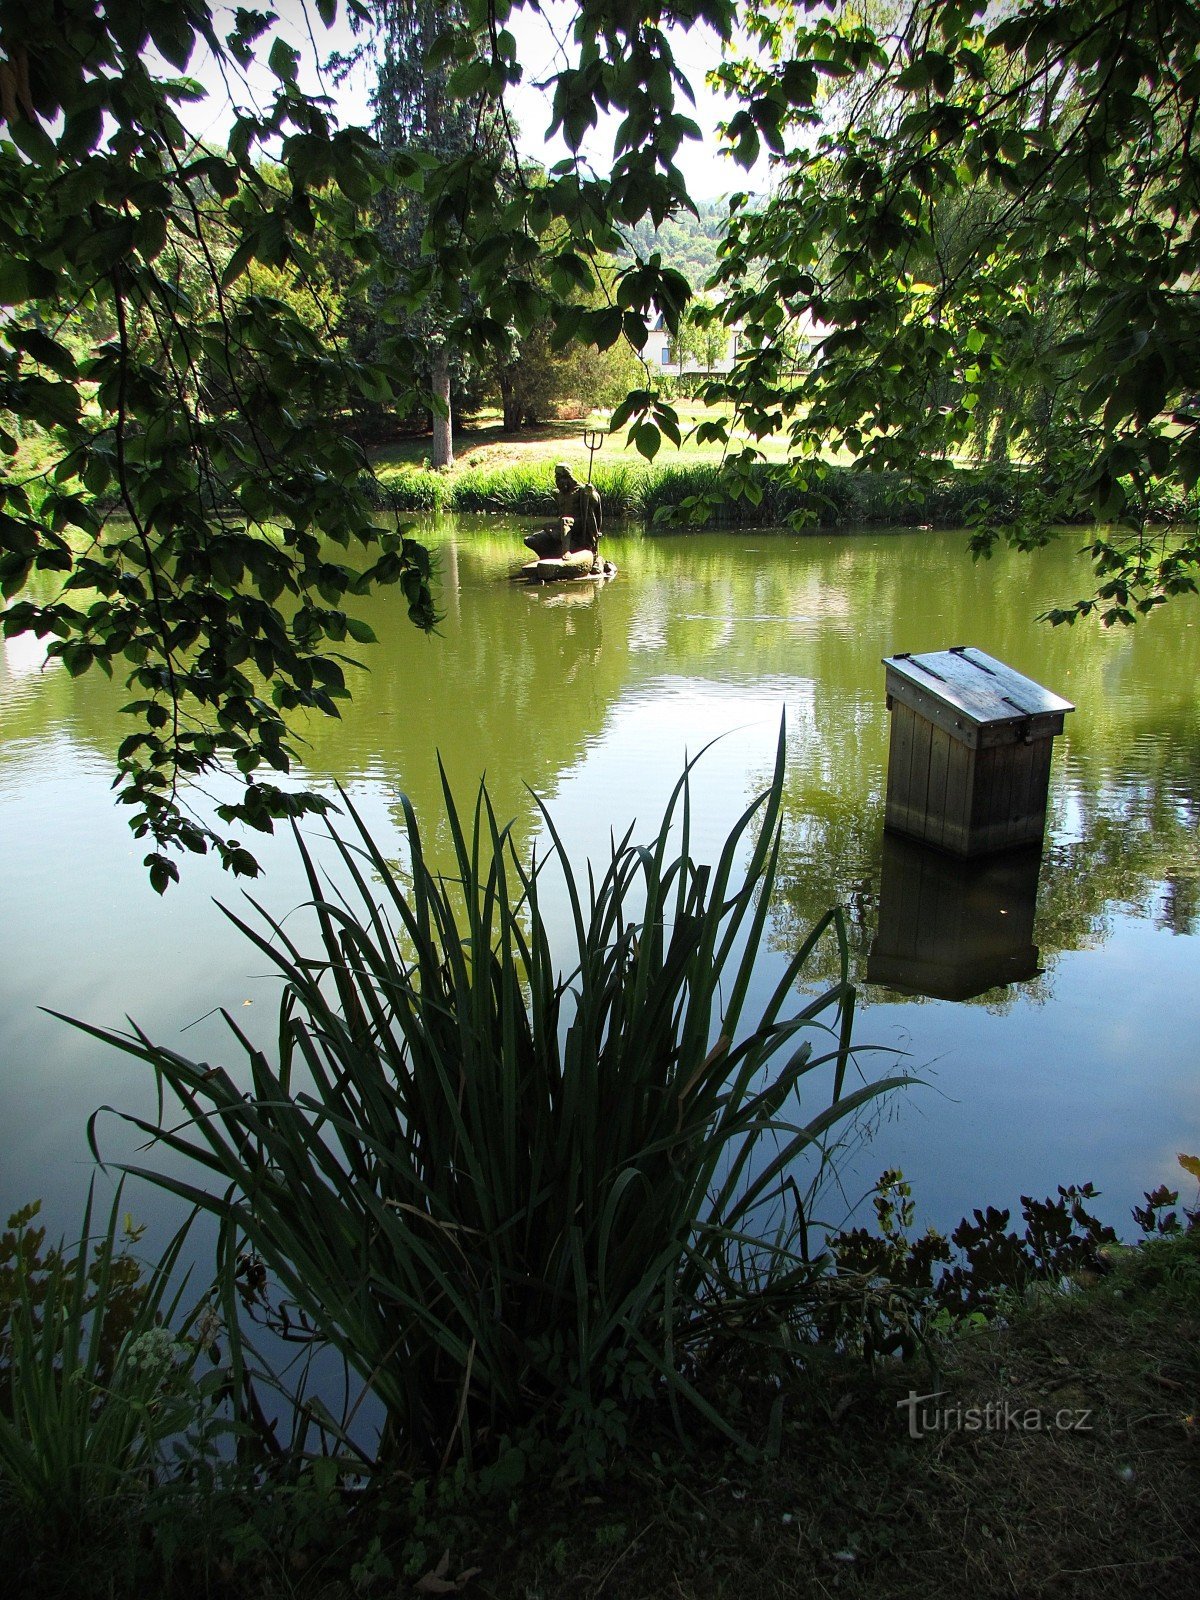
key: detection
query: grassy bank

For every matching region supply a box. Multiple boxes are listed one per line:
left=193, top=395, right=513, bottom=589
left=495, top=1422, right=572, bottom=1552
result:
left=367, top=456, right=1032, bottom=528
left=14, top=410, right=1196, bottom=532
left=365, top=408, right=1200, bottom=529
left=438, top=1228, right=1200, bottom=1600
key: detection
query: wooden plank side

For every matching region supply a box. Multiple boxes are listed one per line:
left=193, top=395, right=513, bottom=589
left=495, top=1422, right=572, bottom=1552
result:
left=925, top=723, right=952, bottom=849
left=883, top=703, right=904, bottom=817
left=885, top=702, right=917, bottom=834
left=884, top=688, right=1053, bottom=854
left=1002, top=742, right=1032, bottom=848
left=907, top=711, right=933, bottom=841
left=1000, top=739, right=1054, bottom=847
left=988, top=741, right=1057, bottom=850
left=1010, top=738, right=1053, bottom=846
left=941, top=734, right=973, bottom=853
left=966, top=745, right=998, bottom=857
left=1033, top=737, right=1054, bottom=839
left=967, top=745, right=994, bottom=852
left=969, top=744, right=1014, bottom=853
left=1017, top=741, right=1048, bottom=843
left=994, top=743, right=1020, bottom=849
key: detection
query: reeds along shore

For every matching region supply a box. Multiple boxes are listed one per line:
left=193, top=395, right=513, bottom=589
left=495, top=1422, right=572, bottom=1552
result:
left=367, top=458, right=1016, bottom=523
left=365, top=458, right=1198, bottom=527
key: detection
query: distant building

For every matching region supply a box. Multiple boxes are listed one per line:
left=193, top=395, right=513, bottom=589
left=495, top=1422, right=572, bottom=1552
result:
left=649, top=310, right=740, bottom=375
left=648, top=308, right=827, bottom=375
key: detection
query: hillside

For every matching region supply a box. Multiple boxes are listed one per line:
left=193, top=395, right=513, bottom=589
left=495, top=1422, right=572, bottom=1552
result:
left=619, top=197, right=735, bottom=289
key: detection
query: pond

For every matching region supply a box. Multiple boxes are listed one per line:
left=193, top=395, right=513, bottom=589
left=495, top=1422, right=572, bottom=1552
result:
left=2, top=519, right=1198, bottom=1248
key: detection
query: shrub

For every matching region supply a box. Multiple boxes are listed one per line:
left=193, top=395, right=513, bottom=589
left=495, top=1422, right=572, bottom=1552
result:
left=0, top=1189, right=197, bottom=1544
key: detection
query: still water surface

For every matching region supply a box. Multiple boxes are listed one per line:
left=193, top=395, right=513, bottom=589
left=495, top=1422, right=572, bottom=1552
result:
left=2, top=521, right=1198, bottom=1243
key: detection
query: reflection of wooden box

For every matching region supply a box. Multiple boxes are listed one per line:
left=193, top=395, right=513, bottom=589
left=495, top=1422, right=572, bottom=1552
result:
left=867, top=833, right=1043, bottom=1001
left=883, top=647, right=1073, bottom=856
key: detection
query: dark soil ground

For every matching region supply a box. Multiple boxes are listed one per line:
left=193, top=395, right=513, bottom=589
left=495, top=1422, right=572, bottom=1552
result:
left=436, top=1237, right=1199, bottom=1600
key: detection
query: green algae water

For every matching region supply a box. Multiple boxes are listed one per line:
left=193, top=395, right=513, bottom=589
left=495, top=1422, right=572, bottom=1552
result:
left=2, top=520, right=1197, bottom=1240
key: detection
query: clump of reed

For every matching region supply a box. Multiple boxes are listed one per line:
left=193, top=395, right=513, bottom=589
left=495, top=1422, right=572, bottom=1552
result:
left=82, top=735, right=903, bottom=1473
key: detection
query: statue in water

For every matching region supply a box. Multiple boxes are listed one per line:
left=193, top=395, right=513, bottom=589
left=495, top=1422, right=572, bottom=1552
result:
left=524, top=463, right=604, bottom=571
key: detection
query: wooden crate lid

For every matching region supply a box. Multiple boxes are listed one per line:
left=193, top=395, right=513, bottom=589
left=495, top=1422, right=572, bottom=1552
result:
left=883, top=646, right=1074, bottom=729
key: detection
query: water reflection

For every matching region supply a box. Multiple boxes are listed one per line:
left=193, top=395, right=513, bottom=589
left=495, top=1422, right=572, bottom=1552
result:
left=868, top=834, right=1043, bottom=1001
left=5, top=520, right=1197, bottom=987
left=2, top=519, right=1198, bottom=1237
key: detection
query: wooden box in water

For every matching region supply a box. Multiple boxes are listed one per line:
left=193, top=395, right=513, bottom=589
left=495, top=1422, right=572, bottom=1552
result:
left=882, top=646, right=1073, bottom=856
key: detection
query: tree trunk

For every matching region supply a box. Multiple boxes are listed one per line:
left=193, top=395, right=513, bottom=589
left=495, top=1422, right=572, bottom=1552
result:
left=431, top=344, right=453, bottom=468
left=498, top=367, right=521, bottom=431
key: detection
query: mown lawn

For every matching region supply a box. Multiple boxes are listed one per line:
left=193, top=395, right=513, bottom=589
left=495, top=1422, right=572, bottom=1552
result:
left=367, top=404, right=809, bottom=486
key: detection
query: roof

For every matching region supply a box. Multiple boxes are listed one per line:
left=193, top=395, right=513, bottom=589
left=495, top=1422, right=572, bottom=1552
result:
left=881, top=646, right=1074, bottom=727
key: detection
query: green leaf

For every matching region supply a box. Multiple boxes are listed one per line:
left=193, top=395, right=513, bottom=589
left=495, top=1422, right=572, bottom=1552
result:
left=221, top=231, right=260, bottom=287
left=896, top=59, right=931, bottom=90
left=268, top=38, right=300, bottom=82
left=448, top=59, right=492, bottom=98
left=60, top=105, right=104, bottom=157
left=11, top=114, right=57, bottom=165
left=145, top=854, right=181, bottom=895
left=149, top=11, right=196, bottom=70
left=633, top=422, right=661, bottom=461
left=0, top=259, right=57, bottom=305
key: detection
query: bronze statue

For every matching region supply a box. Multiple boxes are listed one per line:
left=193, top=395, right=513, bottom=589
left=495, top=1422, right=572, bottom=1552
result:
left=524, top=463, right=603, bottom=563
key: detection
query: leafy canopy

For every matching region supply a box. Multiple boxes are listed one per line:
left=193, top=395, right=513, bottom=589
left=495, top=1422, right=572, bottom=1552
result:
left=0, top=0, right=436, bottom=887
left=2, top=0, right=1198, bottom=884
left=703, top=0, right=1200, bottom=624
left=416, top=0, right=1200, bottom=618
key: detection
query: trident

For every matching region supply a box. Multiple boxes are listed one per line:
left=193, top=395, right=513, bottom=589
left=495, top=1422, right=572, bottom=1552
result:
left=583, top=427, right=604, bottom=485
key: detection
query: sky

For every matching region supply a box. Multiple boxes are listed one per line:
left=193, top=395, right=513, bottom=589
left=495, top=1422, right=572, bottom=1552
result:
left=172, top=0, right=759, bottom=204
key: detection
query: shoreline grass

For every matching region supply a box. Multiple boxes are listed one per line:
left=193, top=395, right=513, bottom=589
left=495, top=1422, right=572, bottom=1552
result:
left=366, top=457, right=1036, bottom=527
left=364, top=406, right=1200, bottom=530
left=447, top=1227, right=1200, bottom=1600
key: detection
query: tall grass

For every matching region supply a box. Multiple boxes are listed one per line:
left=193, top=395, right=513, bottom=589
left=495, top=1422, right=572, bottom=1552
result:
left=371, top=459, right=659, bottom=518
left=452, top=461, right=559, bottom=514
left=79, top=735, right=905, bottom=1472
left=369, top=457, right=1033, bottom=528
